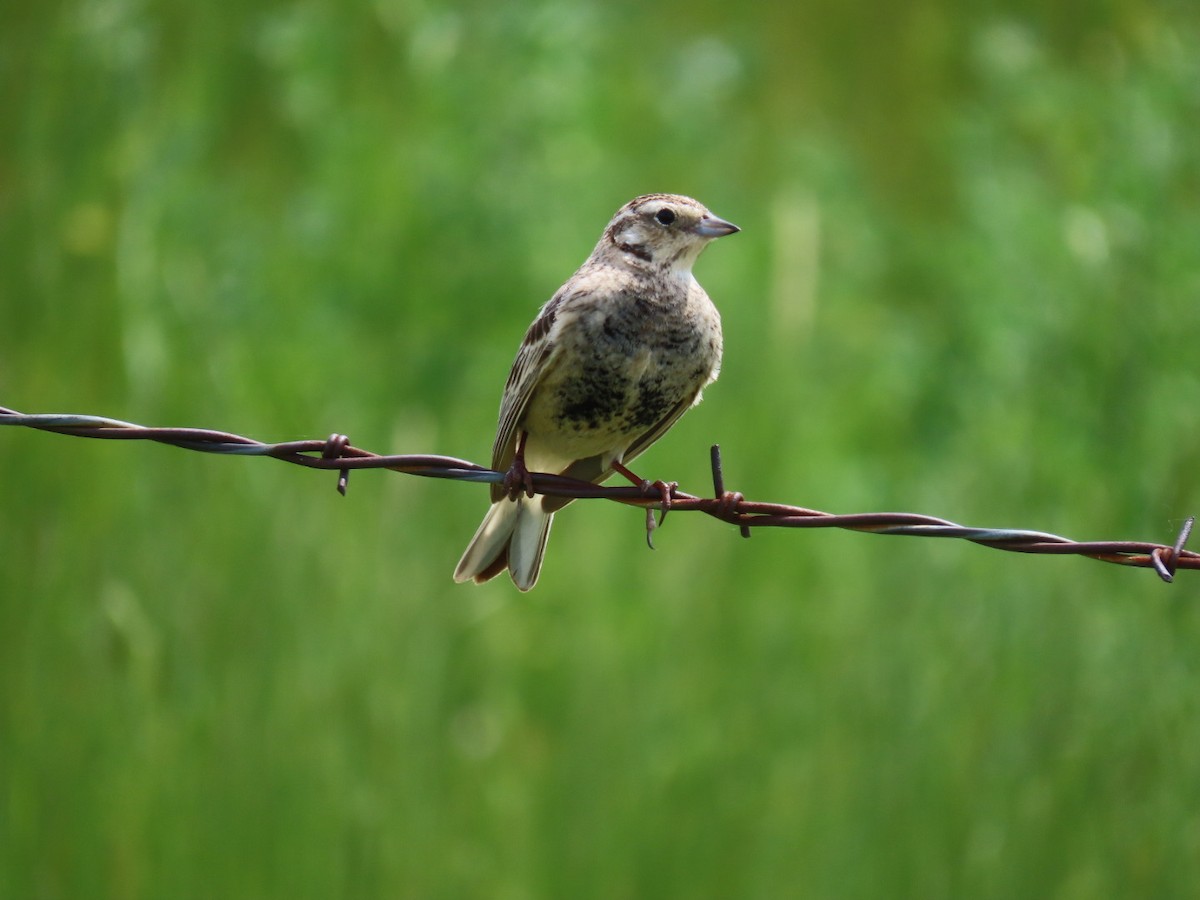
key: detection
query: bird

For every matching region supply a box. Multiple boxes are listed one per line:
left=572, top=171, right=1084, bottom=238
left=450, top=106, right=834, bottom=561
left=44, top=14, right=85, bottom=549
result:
left=453, top=193, right=739, bottom=591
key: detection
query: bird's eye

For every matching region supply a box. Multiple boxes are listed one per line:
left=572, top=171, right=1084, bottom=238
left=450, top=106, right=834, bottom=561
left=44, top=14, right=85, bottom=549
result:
left=654, top=208, right=676, bottom=226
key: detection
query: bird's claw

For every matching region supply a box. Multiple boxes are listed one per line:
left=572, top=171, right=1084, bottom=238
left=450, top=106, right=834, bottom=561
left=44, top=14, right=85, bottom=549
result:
left=503, top=456, right=535, bottom=500
left=639, top=479, right=677, bottom=549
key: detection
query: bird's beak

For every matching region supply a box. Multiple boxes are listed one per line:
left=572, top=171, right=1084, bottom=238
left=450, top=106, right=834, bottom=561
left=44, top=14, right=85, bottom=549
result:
left=693, top=214, right=740, bottom=238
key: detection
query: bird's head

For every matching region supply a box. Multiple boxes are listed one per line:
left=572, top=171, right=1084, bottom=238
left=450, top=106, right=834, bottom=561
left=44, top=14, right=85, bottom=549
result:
left=600, top=194, right=739, bottom=275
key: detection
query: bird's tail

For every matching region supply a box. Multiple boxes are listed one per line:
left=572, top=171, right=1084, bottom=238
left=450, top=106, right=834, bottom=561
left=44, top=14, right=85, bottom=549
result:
left=453, top=497, right=553, bottom=591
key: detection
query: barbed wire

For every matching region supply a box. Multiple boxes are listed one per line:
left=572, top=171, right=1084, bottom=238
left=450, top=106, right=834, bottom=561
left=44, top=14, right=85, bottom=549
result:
left=1, top=404, right=1195, bottom=583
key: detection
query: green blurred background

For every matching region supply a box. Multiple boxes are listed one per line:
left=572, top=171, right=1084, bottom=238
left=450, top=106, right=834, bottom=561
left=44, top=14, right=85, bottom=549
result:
left=3, top=0, right=1199, bottom=896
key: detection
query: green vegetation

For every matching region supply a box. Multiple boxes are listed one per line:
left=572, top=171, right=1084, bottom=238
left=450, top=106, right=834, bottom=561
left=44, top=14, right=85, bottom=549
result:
left=3, top=1, right=1199, bottom=896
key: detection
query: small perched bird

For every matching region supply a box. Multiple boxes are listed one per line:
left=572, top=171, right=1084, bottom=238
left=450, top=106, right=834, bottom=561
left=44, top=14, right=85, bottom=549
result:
left=454, top=193, right=739, bottom=590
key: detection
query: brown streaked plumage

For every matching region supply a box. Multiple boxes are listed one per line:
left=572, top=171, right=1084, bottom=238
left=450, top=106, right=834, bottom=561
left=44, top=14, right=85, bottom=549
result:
left=454, top=193, right=739, bottom=590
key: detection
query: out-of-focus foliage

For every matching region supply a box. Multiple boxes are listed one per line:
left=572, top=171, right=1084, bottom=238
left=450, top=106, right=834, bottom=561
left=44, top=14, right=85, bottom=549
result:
left=2, top=1, right=1199, bottom=897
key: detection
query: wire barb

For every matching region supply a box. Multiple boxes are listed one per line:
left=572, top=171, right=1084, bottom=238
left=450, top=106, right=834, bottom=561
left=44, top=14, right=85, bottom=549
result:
left=2, top=405, right=1196, bottom=584
left=1151, top=516, right=1195, bottom=583
left=710, top=444, right=750, bottom=538
left=322, top=433, right=353, bottom=496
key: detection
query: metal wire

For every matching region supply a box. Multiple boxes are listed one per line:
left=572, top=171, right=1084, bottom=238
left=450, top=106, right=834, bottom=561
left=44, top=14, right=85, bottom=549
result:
left=2, top=404, right=1195, bottom=583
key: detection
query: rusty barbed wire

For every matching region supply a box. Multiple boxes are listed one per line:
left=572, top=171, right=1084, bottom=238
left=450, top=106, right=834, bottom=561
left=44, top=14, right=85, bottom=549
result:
left=1, top=404, right=1195, bottom=583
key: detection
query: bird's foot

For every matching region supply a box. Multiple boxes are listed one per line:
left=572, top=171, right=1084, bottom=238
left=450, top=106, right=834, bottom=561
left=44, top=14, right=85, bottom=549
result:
left=640, top=479, right=680, bottom=549
left=503, top=434, right=536, bottom=500
left=612, top=461, right=677, bottom=548
left=640, top=478, right=679, bottom=513
left=503, top=456, right=535, bottom=500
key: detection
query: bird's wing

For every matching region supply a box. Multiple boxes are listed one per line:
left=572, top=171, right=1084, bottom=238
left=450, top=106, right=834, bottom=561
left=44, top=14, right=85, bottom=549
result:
left=620, top=393, right=698, bottom=467
left=489, top=295, right=565, bottom=501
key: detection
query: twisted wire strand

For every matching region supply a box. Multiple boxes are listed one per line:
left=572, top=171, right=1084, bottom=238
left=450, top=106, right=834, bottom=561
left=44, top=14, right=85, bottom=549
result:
left=2, top=405, right=1194, bottom=583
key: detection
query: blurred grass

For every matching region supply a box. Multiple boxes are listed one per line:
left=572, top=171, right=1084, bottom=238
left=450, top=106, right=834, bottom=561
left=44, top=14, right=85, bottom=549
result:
left=3, top=0, right=1200, bottom=897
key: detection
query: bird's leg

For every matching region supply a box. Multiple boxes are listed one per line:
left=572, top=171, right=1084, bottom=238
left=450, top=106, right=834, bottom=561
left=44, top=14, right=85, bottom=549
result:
left=612, top=460, right=678, bottom=510
left=503, top=431, right=536, bottom=500
left=611, top=461, right=677, bottom=548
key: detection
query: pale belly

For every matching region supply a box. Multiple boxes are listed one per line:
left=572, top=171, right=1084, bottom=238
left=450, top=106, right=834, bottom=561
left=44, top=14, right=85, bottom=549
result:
left=521, top=340, right=716, bottom=470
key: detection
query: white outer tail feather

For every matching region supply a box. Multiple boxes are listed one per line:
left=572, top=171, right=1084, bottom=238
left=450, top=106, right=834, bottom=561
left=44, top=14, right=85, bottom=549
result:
left=453, top=498, right=553, bottom=591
